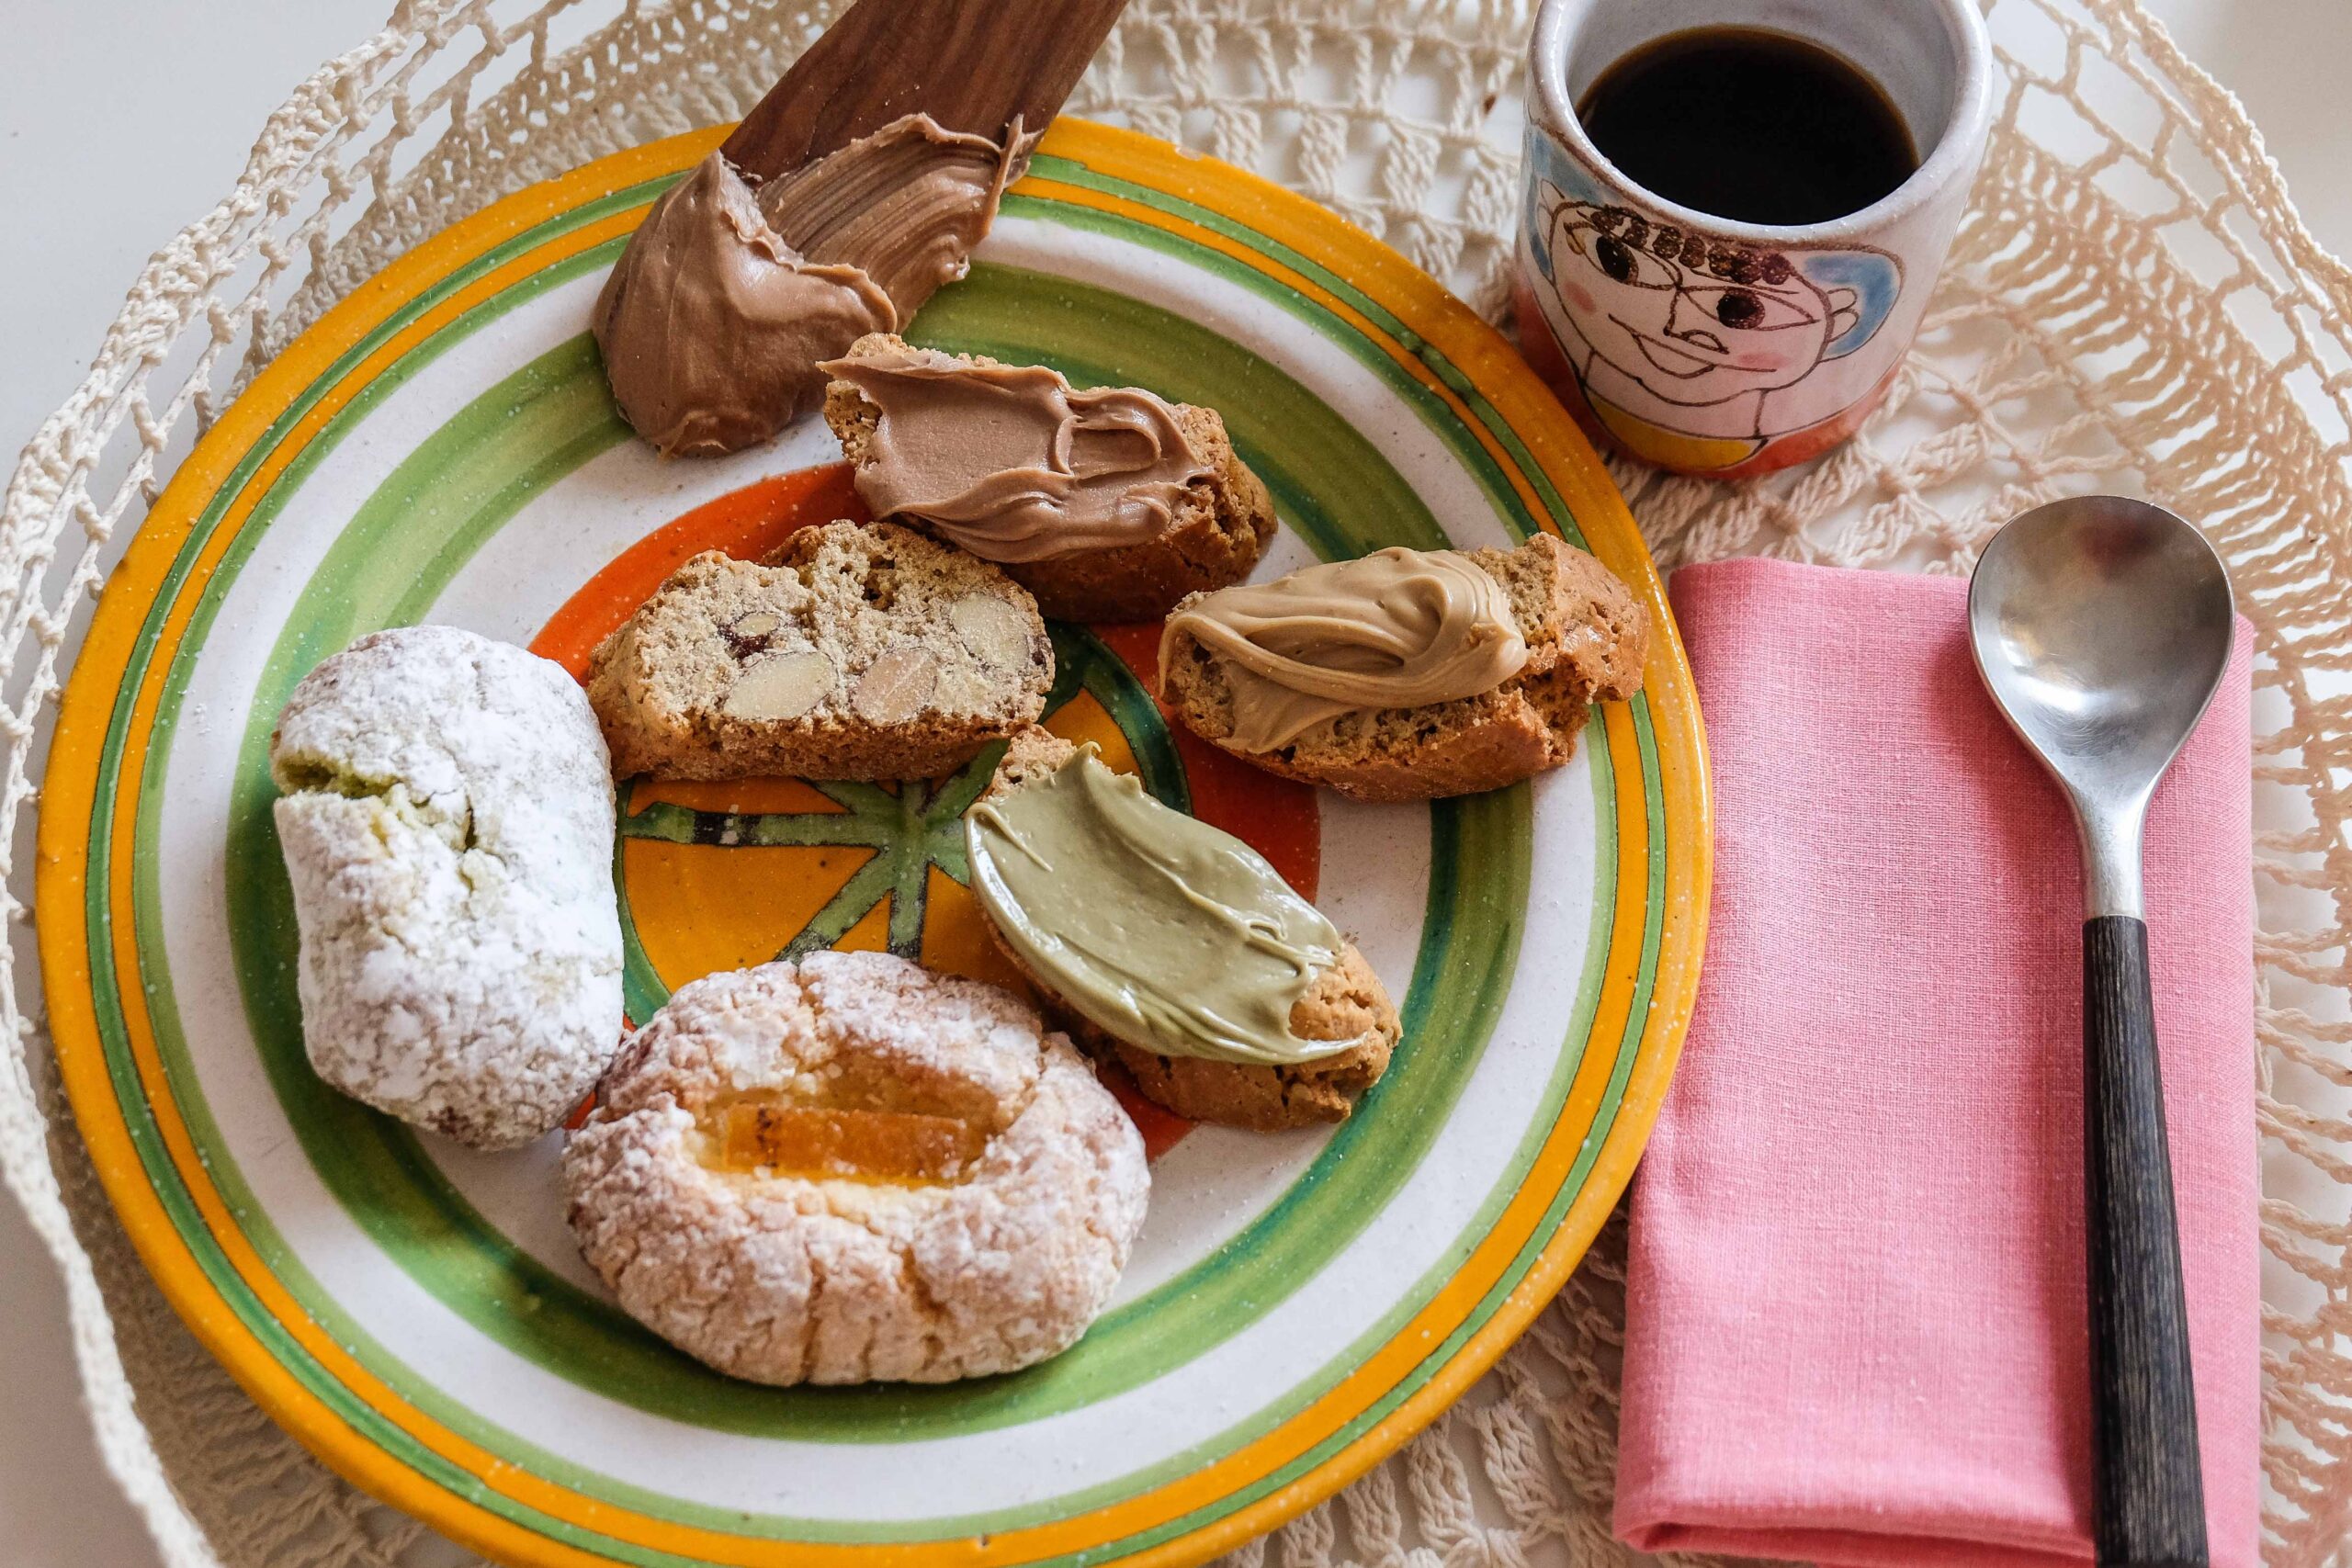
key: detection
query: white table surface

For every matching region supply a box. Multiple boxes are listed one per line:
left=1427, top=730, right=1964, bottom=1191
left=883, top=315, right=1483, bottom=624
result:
left=0, top=2, right=2340, bottom=1562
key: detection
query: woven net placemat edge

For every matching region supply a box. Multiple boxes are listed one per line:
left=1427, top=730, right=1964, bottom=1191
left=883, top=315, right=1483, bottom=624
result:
left=5, top=1, right=2349, bottom=1564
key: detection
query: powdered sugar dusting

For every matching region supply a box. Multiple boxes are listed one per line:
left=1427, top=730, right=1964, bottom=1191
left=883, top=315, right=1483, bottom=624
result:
left=270, top=625, right=624, bottom=1149
left=565, top=952, right=1148, bottom=1384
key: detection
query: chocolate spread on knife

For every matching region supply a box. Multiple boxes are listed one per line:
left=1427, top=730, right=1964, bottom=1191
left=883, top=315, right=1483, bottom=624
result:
left=822, top=343, right=1212, bottom=563
left=756, top=114, right=1029, bottom=319
left=592, top=153, right=891, bottom=457
left=965, top=746, right=1352, bottom=1066
left=594, top=114, right=1029, bottom=457
left=1161, top=547, right=1530, bottom=750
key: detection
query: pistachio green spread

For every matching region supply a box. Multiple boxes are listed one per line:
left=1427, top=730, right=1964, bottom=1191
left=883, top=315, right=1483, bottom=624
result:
left=966, top=746, right=1352, bottom=1066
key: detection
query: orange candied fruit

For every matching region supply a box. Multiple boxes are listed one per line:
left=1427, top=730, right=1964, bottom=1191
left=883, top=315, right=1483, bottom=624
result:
left=716, top=1100, right=987, bottom=1184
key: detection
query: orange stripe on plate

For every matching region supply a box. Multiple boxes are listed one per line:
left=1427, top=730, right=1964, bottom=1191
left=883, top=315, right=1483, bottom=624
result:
left=39, top=116, right=1713, bottom=1568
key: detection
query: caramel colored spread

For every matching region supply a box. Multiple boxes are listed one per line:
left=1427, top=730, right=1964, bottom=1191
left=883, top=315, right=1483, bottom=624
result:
left=1162, top=547, right=1529, bottom=750
left=824, top=344, right=1212, bottom=563
left=966, top=746, right=1352, bottom=1066
left=594, top=115, right=1028, bottom=457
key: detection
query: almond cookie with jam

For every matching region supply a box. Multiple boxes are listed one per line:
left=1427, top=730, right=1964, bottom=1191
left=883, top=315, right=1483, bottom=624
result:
left=563, top=951, right=1148, bottom=1384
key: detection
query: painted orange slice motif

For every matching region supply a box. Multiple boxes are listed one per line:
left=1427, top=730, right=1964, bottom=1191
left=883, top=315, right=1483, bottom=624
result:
left=534, top=472, right=1322, bottom=1023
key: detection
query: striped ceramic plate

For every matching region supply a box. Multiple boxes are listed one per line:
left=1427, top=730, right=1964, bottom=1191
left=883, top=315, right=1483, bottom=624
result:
left=39, top=121, right=1710, bottom=1566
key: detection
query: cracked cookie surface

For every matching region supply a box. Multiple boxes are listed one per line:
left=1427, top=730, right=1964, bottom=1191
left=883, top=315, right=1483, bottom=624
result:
left=269, top=625, right=624, bottom=1148
left=563, top=952, right=1148, bottom=1384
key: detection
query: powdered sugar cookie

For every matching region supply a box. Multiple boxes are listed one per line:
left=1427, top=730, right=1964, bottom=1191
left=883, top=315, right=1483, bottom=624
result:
left=270, top=626, right=623, bottom=1149
left=564, top=951, right=1148, bottom=1384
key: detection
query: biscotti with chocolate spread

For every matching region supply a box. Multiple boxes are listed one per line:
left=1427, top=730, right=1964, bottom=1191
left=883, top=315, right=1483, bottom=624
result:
left=823, top=333, right=1275, bottom=622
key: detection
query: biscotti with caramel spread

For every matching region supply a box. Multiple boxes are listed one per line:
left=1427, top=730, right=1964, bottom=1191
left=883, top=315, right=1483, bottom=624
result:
left=823, top=333, right=1276, bottom=622
left=1159, top=532, right=1647, bottom=802
left=586, top=520, right=1051, bottom=781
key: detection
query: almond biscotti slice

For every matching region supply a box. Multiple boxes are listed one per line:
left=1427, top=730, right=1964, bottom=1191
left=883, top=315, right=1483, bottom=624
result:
left=587, top=520, right=1051, bottom=781
left=822, top=333, right=1276, bottom=622
left=969, top=727, right=1401, bottom=1131
left=1159, top=532, right=1648, bottom=802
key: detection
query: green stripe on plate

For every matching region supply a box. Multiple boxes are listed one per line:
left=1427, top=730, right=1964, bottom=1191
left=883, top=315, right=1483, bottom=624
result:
left=82, top=150, right=1649, bottom=1558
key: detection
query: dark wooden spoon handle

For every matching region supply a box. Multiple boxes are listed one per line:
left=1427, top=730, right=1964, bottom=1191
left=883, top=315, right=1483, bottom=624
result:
left=721, top=0, right=1129, bottom=180
left=2083, top=914, right=2209, bottom=1567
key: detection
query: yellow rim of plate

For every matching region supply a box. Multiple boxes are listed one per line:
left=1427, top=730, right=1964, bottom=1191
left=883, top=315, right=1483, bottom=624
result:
left=37, top=118, right=1712, bottom=1567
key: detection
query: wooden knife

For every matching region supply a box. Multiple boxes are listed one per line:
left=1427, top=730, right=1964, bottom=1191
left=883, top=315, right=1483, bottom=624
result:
left=721, top=0, right=1132, bottom=180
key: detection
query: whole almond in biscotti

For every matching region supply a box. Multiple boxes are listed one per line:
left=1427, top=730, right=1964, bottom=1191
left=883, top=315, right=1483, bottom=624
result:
left=948, top=592, right=1033, bottom=667
left=965, top=726, right=1401, bottom=1132
left=853, top=644, right=940, bottom=723
left=563, top=951, right=1148, bottom=1384
left=586, top=520, right=1052, bottom=781
left=821, top=333, right=1276, bottom=622
left=724, top=649, right=834, bottom=720
left=1158, top=532, right=1650, bottom=802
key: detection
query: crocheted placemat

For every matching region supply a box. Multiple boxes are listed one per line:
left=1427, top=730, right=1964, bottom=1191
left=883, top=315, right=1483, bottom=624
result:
left=5, top=1, right=2346, bottom=1562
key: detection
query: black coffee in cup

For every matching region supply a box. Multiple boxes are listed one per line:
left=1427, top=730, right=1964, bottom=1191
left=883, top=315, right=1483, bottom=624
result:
left=1575, top=28, right=1919, bottom=227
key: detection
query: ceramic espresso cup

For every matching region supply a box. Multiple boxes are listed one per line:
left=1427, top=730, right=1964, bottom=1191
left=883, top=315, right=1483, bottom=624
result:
left=1515, top=0, right=1992, bottom=479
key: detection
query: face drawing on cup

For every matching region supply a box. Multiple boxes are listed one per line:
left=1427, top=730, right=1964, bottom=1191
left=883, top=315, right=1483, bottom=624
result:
left=1526, top=179, right=1905, bottom=472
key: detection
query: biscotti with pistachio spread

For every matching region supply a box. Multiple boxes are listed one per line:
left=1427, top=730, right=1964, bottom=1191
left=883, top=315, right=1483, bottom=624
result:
left=586, top=520, right=1052, bottom=781
left=822, top=333, right=1276, bottom=622
left=967, top=727, right=1400, bottom=1131
left=1158, top=532, right=1648, bottom=802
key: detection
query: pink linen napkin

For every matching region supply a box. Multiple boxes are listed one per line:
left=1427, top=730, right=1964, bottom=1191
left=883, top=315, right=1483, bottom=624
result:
left=1614, top=557, right=2258, bottom=1568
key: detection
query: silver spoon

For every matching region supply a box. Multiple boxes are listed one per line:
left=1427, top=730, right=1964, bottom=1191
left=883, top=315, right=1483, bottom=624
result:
left=1970, top=495, right=2231, bottom=1568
